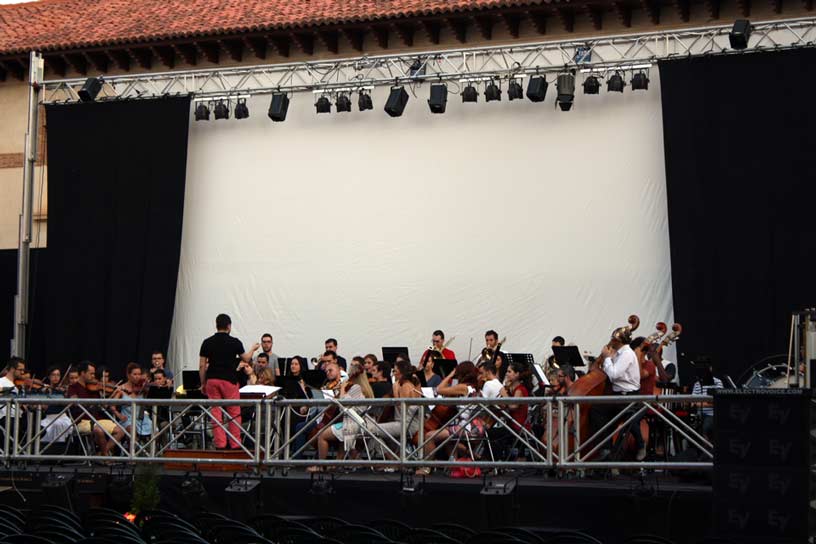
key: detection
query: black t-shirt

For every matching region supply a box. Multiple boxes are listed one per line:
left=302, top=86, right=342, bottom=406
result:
left=336, top=355, right=347, bottom=370
left=200, top=332, right=245, bottom=384
left=371, top=380, right=392, bottom=399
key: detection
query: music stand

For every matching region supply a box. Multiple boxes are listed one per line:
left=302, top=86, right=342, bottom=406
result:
left=507, top=353, right=536, bottom=368
left=382, top=347, right=410, bottom=363
left=303, top=369, right=327, bottom=389
left=552, top=346, right=586, bottom=368
left=181, top=370, right=205, bottom=399
left=434, top=358, right=457, bottom=378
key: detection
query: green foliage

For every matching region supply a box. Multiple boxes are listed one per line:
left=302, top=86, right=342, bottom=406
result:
left=130, top=464, right=161, bottom=514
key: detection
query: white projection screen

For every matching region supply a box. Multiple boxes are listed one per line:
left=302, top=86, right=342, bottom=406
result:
left=168, top=71, right=674, bottom=373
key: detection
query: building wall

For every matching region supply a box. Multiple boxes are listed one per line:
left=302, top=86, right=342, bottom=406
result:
left=0, top=5, right=809, bottom=249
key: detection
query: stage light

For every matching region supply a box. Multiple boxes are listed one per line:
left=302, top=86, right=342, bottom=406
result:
left=409, top=58, right=426, bottom=77
left=194, top=103, right=210, bottom=121
left=336, top=93, right=352, bottom=113
left=525, top=75, right=548, bottom=102
left=461, top=83, right=478, bottom=103
left=631, top=72, right=649, bottom=90
left=234, top=98, right=249, bottom=119
left=556, top=72, right=575, bottom=111
left=213, top=100, right=230, bottom=120
left=508, top=79, right=524, bottom=100
left=607, top=73, right=625, bottom=93
left=268, top=92, right=289, bottom=122
left=428, top=83, right=448, bottom=114
left=315, top=95, right=331, bottom=114
left=358, top=90, right=373, bottom=111
left=78, top=77, right=103, bottom=102
left=225, top=477, right=262, bottom=522
left=484, top=81, right=501, bottom=102
left=384, top=86, right=409, bottom=117
left=582, top=75, right=600, bottom=95
left=729, top=19, right=752, bottom=50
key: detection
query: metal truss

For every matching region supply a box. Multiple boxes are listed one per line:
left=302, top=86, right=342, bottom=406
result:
left=4, top=394, right=714, bottom=471
left=40, top=16, right=816, bottom=104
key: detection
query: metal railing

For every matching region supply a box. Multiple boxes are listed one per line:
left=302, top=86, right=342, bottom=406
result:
left=0, top=394, right=714, bottom=471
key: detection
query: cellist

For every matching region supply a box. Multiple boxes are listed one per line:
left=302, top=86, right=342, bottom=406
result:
left=588, top=319, right=641, bottom=461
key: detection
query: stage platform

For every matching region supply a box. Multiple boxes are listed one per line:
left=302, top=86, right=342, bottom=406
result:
left=0, top=463, right=714, bottom=544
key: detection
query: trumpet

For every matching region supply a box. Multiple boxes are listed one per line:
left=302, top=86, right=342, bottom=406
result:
left=425, top=336, right=456, bottom=360
left=479, top=336, right=506, bottom=363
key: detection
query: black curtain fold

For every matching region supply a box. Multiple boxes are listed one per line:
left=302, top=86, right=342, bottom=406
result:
left=32, top=97, right=191, bottom=374
left=659, top=49, right=816, bottom=383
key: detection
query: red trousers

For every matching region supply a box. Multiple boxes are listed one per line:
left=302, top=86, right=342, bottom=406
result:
left=204, top=378, right=241, bottom=448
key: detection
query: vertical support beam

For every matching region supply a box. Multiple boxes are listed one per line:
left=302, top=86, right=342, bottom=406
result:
left=12, top=51, right=42, bottom=359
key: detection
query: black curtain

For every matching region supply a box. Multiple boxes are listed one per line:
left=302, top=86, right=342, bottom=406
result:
left=659, top=49, right=816, bottom=384
left=33, top=97, right=190, bottom=375
left=0, top=249, right=47, bottom=367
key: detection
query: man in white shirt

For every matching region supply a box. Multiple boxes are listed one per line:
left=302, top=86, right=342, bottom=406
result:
left=0, top=357, right=26, bottom=446
left=590, top=322, right=641, bottom=461
left=478, top=362, right=503, bottom=399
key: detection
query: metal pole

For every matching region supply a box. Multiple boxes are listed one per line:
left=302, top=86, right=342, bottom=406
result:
left=12, top=51, right=43, bottom=359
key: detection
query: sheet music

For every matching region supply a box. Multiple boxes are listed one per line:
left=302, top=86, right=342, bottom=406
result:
left=238, top=385, right=281, bottom=396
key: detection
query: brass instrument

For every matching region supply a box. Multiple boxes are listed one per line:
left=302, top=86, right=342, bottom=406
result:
left=644, top=322, right=668, bottom=348
left=426, top=336, right=456, bottom=361
left=479, top=336, right=507, bottom=363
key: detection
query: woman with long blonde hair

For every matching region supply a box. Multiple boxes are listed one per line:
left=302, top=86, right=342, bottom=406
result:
left=308, top=359, right=373, bottom=472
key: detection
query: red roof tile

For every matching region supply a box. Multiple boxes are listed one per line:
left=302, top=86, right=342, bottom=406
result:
left=0, top=0, right=548, bottom=55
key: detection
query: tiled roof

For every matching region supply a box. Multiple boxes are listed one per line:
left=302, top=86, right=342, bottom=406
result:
left=0, top=0, right=548, bottom=55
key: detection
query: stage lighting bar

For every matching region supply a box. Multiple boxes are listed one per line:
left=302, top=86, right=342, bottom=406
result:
left=42, top=17, right=816, bottom=104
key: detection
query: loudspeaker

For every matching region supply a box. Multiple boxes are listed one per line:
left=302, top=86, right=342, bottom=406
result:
left=384, top=86, right=409, bottom=117
left=713, top=389, right=814, bottom=542
left=427, top=84, right=447, bottom=114
left=729, top=19, right=752, bottom=50
left=78, top=77, right=103, bottom=102
left=525, top=76, right=548, bottom=102
left=267, top=93, right=289, bottom=122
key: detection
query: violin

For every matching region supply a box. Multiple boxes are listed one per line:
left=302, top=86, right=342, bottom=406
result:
left=14, top=378, right=45, bottom=391
left=85, top=380, right=119, bottom=396
left=306, top=377, right=343, bottom=441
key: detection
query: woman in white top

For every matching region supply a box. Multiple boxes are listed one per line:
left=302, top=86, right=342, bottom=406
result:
left=308, top=360, right=373, bottom=472
left=416, top=361, right=483, bottom=476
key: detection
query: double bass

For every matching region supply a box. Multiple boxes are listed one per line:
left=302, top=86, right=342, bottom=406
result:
left=552, top=315, right=641, bottom=460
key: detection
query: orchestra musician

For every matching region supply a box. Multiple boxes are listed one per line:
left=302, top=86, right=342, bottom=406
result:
left=308, top=359, right=374, bottom=472
left=363, top=354, right=378, bottom=378
left=367, top=359, right=422, bottom=460
left=66, top=361, right=123, bottom=456
left=420, top=330, right=456, bottom=363
left=324, top=338, right=347, bottom=370
left=369, top=360, right=392, bottom=399
left=109, top=363, right=152, bottom=441
left=418, top=355, right=442, bottom=388
left=149, top=351, right=174, bottom=386
left=589, top=323, right=641, bottom=461
left=545, top=336, right=566, bottom=371
left=478, top=330, right=508, bottom=380
left=551, top=364, right=575, bottom=395
left=487, top=360, right=532, bottom=461
left=286, top=356, right=318, bottom=458
left=416, top=361, right=482, bottom=476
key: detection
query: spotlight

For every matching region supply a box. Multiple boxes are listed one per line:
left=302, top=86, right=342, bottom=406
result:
left=384, top=86, right=409, bottom=117
left=525, top=75, right=548, bottom=102
left=607, top=73, right=625, bottom=93
left=409, top=58, right=426, bottom=77
left=427, top=83, right=448, bottom=114
left=268, top=92, right=289, bottom=122
left=484, top=81, right=501, bottom=102
left=583, top=75, right=600, bottom=95
left=358, top=90, right=373, bottom=111
left=461, top=83, right=478, bottom=103
left=729, top=19, right=752, bottom=50
left=78, top=77, right=103, bottom=102
left=556, top=72, right=575, bottom=111
left=194, top=102, right=210, bottom=121
left=234, top=98, right=249, bottom=119
left=508, top=79, right=524, bottom=100
left=631, top=72, right=649, bottom=91
left=315, top=95, right=331, bottom=114
left=336, top=93, right=352, bottom=113
left=214, top=100, right=230, bottom=120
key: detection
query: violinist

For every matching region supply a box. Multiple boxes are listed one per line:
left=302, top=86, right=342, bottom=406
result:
left=487, top=361, right=532, bottom=461
left=40, top=365, right=72, bottom=445
left=320, top=352, right=346, bottom=389
left=109, top=363, right=152, bottom=443
left=66, top=361, right=122, bottom=456
left=367, top=359, right=422, bottom=460
left=307, top=359, right=374, bottom=473
left=286, top=356, right=316, bottom=458
left=45, top=366, right=66, bottom=395
left=418, top=353, right=442, bottom=388
left=0, top=358, right=26, bottom=442
left=67, top=369, right=79, bottom=387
